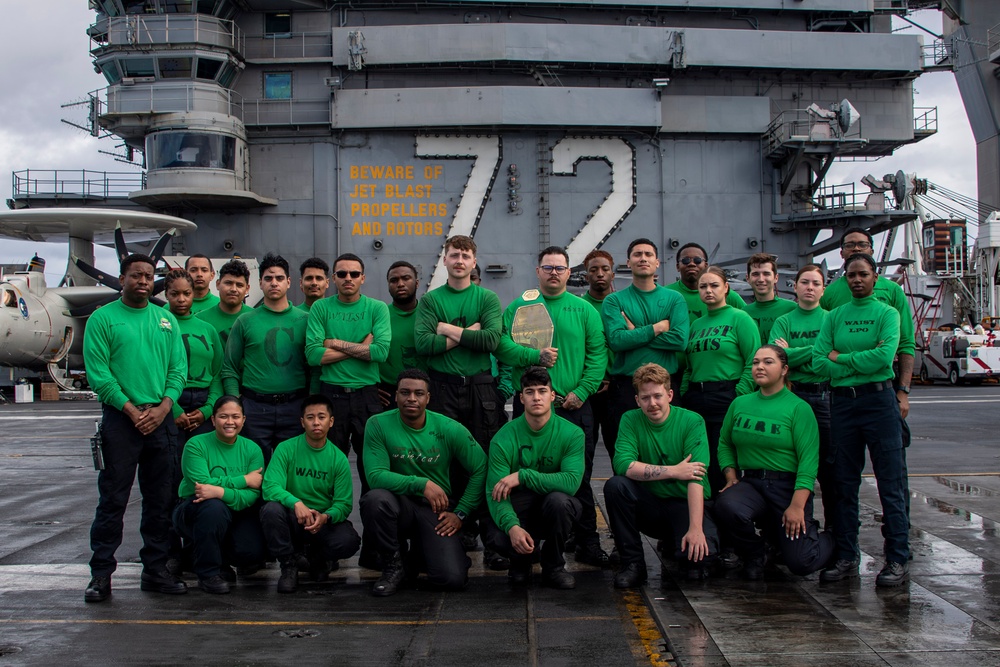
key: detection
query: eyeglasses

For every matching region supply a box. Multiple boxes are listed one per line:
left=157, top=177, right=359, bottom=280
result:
left=539, top=265, right=569, bottom=274
left=335, top=270, right=363, bottom=279
left=679, top=257, right=705, bottom=266
left=842, top=241, right=872, bottom=250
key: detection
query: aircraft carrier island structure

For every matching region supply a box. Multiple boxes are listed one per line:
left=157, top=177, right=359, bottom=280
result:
left=12, top=1, right=950, bottom=302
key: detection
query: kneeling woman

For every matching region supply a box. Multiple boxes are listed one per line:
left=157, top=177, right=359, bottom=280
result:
left=713, top=344, right=834, bottom=580
left=174, top=395, right=268, bottom=594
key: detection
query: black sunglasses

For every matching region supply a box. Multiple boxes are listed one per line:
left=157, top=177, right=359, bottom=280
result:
left=679, top=257, right=705, bottom=266
left=335, top=270, right=363, bottom=279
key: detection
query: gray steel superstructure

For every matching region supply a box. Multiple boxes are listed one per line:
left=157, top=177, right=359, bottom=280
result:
left=11, top=1, right=950, bottom=302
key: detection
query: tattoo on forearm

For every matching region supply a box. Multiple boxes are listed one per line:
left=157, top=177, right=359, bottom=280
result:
left=336, top=341, right=372, bottom=360
left=643, top=465, right=664, bottom=480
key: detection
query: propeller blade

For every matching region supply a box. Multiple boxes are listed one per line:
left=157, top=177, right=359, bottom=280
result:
left=72, top=255, right=122, bottom=292
left=148, top=228, right=176, bottom=266
left=114, top=223, right=129, bottom=262
left=66, top=293, right=119, bottom=319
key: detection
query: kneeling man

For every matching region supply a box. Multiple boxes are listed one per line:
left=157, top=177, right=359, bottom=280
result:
left=484, top=366, right=585, bottom=589
left=261, top=395, right=361, bottom=593
left=605, top=363, right=719, bottom=588
left=361, top=369, right=487, bottom=596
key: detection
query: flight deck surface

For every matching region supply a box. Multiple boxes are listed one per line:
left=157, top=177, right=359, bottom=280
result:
left=1, top=385, right=999, bottom=666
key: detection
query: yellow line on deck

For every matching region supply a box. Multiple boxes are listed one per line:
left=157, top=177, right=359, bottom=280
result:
left=621, top=590, right=671, bottom=667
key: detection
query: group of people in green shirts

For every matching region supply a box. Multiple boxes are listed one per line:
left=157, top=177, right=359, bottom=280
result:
left=81, top=226, right=914, bottom=604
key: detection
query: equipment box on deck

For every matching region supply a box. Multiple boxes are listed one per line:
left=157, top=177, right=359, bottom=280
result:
left=14, top=385, right=33, bottom=403
left=40, top=383, right=59, bottom=401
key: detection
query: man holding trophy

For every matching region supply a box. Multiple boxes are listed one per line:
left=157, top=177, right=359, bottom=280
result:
left=494, top=246, right=610, bottom=568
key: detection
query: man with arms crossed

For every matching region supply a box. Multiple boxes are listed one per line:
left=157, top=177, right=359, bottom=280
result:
left=604, top=363, right=717, bottom=588
left=484, top=367, right=585, bottom=589
left=221, top=253, right=315, bottom=463
left=362, top=369, right=487, bottom=596
left=83, top=253, right=188, bottom=602
left=495, top=246, right=609, bottom=568
left=601, top=238, right=689, bottom=454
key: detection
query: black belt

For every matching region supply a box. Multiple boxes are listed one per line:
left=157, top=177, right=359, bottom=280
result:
left=687, top=380, right=737, bottom=393
left=321, top=382, right=373, bottom=395
left=428, top=369, right=494, bottom=386
left=742, top=469, right=796, bottom=481
left=832, top=380, right=894, bottom=398
left=240, top=387, right=306, bottom=405
left=133, top=403, right=157, bottom=411
left=793, top=382, right=830, bottom=394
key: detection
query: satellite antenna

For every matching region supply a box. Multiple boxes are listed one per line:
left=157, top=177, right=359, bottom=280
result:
left=835, top=99, right=860, bottom=134
left=891, top=170, right=914, bottom=208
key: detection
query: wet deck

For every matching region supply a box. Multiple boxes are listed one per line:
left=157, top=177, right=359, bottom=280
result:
left=1, top=385, right=999, bottom=665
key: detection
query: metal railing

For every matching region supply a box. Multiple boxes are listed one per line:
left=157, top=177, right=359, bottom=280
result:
left=244, top=31, right=332, bottom=60
left=95, top=82, right=244, bottom=120
left=914, top=106, right=938, bottom=134
left=989, top=23, right=1000, bottom=57
left=90, top=14, right=244, bottom=55
left=243, top=98, right=330, bottom=126
left=922, top=39, right=952, bottom=70
left=12, top=170, right=145, bottom=199
left=763, top=107, right=864, bottom=158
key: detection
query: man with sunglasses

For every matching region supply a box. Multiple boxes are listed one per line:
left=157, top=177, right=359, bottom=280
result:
left=305, top=253, right=391, bottom=496
left=495, top=246, right=609, bottom=568
left=222, top=253, right=315, bottom=463
left=601, top=239, right=690, bottom=457
left=665, top=243, right=746, bottom=323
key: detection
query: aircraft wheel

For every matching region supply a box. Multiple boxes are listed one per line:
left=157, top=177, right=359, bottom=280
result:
left=948, top=364, right=962, bottom=386
left=919, top=364, right=931, bottom=384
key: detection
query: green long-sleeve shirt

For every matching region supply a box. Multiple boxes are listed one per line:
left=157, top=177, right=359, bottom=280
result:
left=820, top=275, right=915, bottom=356
left=613, top=407, right=710, bottom=500
left=717, top=388, right=820, bottom=492
left=813, top=294, right=900, bottom=387
left=581, top=291, right=614, bottom=376
left=414, top=282, right=501, bottom=376
left=197, top=303, right=252, bottom=347
left=486, top=414, right=584, bottom=533
left=172, top=314, right=224, bottom=420
left=664, top=280, right=746, bottom=322
left=683, top=306, right=760, bottom=396
left=179, top=433, right=264, bottom=511
left=770, top=306, right=828, bottom=384
left=743, top=297, right=797, bottom=345
left=379, top=302, right=425, bottom=385
left=494, top=290, right=607, bottom=400
left=221, top=303, right=314, bottom=395
left=364, top=409, right=487, bottom=516
left=263, top=434, right=353, bottom=524
left=83, top=299, right=187, bottom=411
left=601, top=284, right=690, bottom=375
left=305, top=295, right=390, bottom=388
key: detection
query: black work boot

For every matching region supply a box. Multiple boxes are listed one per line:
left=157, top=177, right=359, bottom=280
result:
left=277, top=561, right=298, bottom=594
left=372, top=552, right=406, bottom=597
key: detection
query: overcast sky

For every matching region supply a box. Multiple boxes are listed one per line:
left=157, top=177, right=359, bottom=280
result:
left=0, top=7, right=978, bottom=281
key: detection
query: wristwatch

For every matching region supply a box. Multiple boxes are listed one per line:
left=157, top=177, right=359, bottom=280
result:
left=454, top=509, right=468, bottom=521
left=897, top=385, right=910, bottom=395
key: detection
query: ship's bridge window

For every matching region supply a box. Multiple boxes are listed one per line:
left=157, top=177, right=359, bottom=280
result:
left=265, top=13, right=291, bottom=38
left=100, top=61, right=123, bottom=85
left=146, top=131, right=236, bottom=170
left=218, top=63, right=238, bottom=87
left=162, top=1, right=193, bottom=12
left=121, top=57, right=155, bottom=78
left=159, top=56, right=193, bottom=79
left=195, top=57, right=222, bottom=81
left=264, top=72, right=291, bottom=99
left=2, top=290, right=16, bottom=308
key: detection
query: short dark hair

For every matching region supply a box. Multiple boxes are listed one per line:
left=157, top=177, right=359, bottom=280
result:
left=299, top=257, right=329, bottom=277
left=520, top=366, right=552, bottom=390
left=387, top=260, right=417, bottom=281
left=583, top=249, right=614, bottom=267
left=757, top=344, right=792, bottom=389
left=840, top=227, right=873, bottom=246
left=676, top=242, right=707, bottom=261
left=334, top=253, right=365, bottom=273
left=301, top=394, right=334, bottom=417
left=259, top=253, right=289, bottom=278
left=218, top=259, right=250, bottom=283
left=164, top=268, right=193, bottom=292
left=120, top=253, right=155, bottom=276
left=397, top=368, right=431, bottom=389
left=746, top=252, right=778, bottom=276
left=212, top=394, right=243, bottom=415
left=444, top=235, right=477, bottom=255
left=184, top=254, right=212, bottom=271
left=627, top=238, right=658, bottom=258
left=537, top=245, right=569, bottom=266
left=844, top=253, right=878, bottom=273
